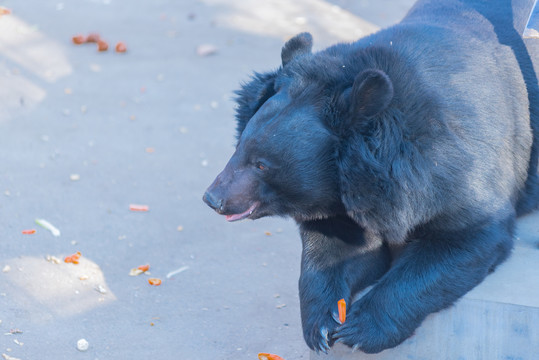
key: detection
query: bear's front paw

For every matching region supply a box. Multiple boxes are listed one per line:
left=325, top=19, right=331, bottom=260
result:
left=302, top=298, right=345, bottom=353
left=333, top=298, right=412, bottom=354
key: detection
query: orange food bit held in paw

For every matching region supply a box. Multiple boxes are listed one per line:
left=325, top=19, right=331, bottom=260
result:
left=97, top=40, right=109, bottom=52
left=148, top=278, right=162, bottom=286
left=72, top=35, right=86, bottom=44
left=86, top=33, right=101, bottom=43
left=22, top=229, right=36, bottom=234
left=137, top=264, right=150, bottom=272
left=115, top=42, right=127, bottom=53
left=64, top=251, right=82, bottom=264
left=258, top=353, right=285, bottom=360
left=338, top=298, right=346, bottom=324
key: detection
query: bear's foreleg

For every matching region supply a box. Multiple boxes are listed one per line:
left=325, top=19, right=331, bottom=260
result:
left=333, top=213, right=515, bottom=353
left=298, top=215, right=391, bottom=353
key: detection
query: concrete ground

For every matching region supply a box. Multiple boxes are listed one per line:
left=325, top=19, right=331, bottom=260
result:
left=0, top=1, right=415, bottom=359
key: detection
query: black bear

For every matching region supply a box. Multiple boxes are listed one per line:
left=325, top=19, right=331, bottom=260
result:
left=203, top=0, right=539, bottom=354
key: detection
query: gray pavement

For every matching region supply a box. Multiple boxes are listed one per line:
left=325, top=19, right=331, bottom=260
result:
left=0, top=1, right=427, bottom=359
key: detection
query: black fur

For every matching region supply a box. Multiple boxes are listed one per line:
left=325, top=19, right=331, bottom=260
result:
left=204, top=0, right=539, bottom=354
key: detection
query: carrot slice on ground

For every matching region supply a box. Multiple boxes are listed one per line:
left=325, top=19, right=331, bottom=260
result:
left=22, top=229, right=36, bottom=234
left=115, top=42, right=127, bottom=53
left=338, top=298, right=346, bottom=324
left=130, top=204, right=149, bottom=212
left=72, top=35, right=86, bottom=44
left=137, top=264, right=150, bottom=272
left=148, top=278, right=162, bottom=286
left=86, top=33, right=101, bottom=43
left=258, top=353, right=285, bottom=360
left=97, top=40, right=108, bottom=51
left=65, top=251, right=81, bottom=264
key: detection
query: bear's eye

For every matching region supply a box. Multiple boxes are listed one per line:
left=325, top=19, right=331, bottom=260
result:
left=256, top=161, right=267, bottom=171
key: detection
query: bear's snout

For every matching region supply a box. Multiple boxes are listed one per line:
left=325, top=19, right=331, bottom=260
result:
left=203, top=190, right=224, bottom=213
left=203, top=165, right=262, bottom=221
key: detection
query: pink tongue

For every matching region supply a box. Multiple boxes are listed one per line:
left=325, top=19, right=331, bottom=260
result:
left=225, top=203, right=257, bottom=222
left=226, top=213, right=245, bottom=222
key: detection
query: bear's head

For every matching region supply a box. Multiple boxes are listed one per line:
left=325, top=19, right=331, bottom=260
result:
left=203, top=32, right=394, bottom=223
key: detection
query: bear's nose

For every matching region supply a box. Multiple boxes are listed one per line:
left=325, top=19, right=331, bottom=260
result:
left=203, top=191, right=223, bottom=212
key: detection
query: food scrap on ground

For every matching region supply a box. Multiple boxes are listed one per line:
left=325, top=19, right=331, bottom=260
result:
left=35, top=218, right=61, bottom=237
left=86, top=33, right=100, bottom=43
left=2, top=265, right=10, bottom=273
left=129, top=204, right=149, bottom=212
left=148, top=278, right=162, bottom=286
left=338, top=298, right=346, bottom=324
left=71, top=32, right=126, bottom=53
left=76, top=338, right=89, bottom=351
left=165, top=265, right=189, bottom=279
left=115, top=42, right=127, bottom=53
left=258, top=353, right=285, bottom=360
left=138, top=264, right=150, bottom=272
left=72, top=34, right=86, bottom=44
left=46, top=255, right=61, bottom=264
left=129, top=268, right=143, bottom=276
left=95, top=285, right=107, bottom=294
left=64, top=251, right=81, bottom=264
left=196, top=44, right=218, bottom=57
left=72, top=33, right=99, bottom=45
left=129, top=264, right=150, bottom=276
left=0, top=7, right=11, bottom=15
left=2, top=353, right=21, bottom=360
left=21, top=229, right=36, bottom=234
left=97, top=40, right=109, bottom=52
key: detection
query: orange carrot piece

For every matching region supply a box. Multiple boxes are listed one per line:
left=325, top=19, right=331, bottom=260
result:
left=65, top=251, right=81, bottom=264
left=258, top=353, right=285, bottom=360
left=137, top=264, right=150, bottom=272
left=338, top=298, right=346, bottom=323
left=115, top=42, right=127, bottom=53
left=97, top=40, right=108, bottom=51
left=86, top=33, right=101, bottom=43
left=130, top=204, right=149, bottom=212
left=72, top=35, right=86, bottom=44
left=148, top=278, right=162, bottom=286
left=22, top=229, right=36, bottom=234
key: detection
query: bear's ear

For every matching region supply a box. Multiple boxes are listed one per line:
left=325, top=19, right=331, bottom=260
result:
left=281, top=32, right=313, bottom=66
left=234, top=71, right=278, bottom=140
left=351, top=69, right=393, bottom=118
